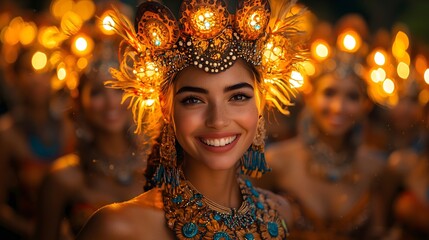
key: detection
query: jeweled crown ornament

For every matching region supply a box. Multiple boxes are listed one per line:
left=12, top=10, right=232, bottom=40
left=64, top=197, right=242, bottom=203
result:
left=105, top=0, right=306, bottom=140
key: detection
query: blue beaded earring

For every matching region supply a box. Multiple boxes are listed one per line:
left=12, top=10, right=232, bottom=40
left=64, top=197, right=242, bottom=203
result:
left=241, top=116, right=270, bottom=178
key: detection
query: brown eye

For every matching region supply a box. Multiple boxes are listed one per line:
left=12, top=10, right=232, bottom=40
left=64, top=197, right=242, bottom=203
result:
left=322, top=87, right=336, bottom=97
left=347, top=91, right=361, bottom=101
left=181, top=96, right=203, bottom=105
left=230, top=93, right=251, bottom=101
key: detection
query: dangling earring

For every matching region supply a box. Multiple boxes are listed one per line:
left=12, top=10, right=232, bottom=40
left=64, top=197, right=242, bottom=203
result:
left=153, top=123, right=180, bottom=190
left=241, top=116, right=270, bottom=178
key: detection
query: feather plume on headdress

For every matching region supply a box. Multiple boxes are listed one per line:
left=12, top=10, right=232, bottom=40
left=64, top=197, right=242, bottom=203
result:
left=105, top=6, right=165, bottom=150
left=261, top=0, right=307, bottom=114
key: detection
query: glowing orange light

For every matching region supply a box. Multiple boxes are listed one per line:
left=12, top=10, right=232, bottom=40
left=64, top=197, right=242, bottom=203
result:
left=4, top=17, right=24, bottom=45
left=76, top=57, right=88, bottom=70
left=263, top=42, right=280, bottom=62
left=71, top=34, right=93, bottom=56
left=415, top=55, right=427, bottom=76
left=19, top=22, right=37, bottom=45
left=419, top=89, right=429, bottom=105
left=32, top=51, right=48, bottom=70
left=337, top=30, right=361, bottom=53
left=102, top=16, right=115, bottom=34
left=144, top=99, right=155, bottom=106
left=289, top=70, right=304, bottom=88
left=135, top=61, right=160, bottom=79
left=61, top=11, right=83, bottom=35
left=302, top=61, right=315, bottom=76
left=66, top=71, right=79, bottom=90
left=311, top=40, right=329, bottom=61
left=374, top=51, right=386, bottom=66
left=51, top=0, right=74, bottom=19
left=75, top=37, right=87, bottom=51
left=57, top=63, right=67, bottom=80
left=370, top=67, right=386, bottom=83
left=396, top=62, right=409, bottom=79
left=99, top=10, right=116, bottom=35
left=38, top=26, right=61, bottom=49
left=383, top=78, right=395, bottom=94
left=194, top=8, right=215, bottom=32
left=424, top=68, right=429, bottom=85
left=73, top=0, right=95, bottom=21
left=394, top=31, right=409, bottom=50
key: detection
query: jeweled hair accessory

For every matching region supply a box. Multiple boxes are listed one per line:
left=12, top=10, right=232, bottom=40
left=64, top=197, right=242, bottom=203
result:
left=105, top=0, right=306, bottom=140
left=304, top=20, right=368, bottom=88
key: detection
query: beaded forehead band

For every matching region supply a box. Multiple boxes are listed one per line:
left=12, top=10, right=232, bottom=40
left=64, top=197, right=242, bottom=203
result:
left=106, top=0, right=306, bottom=138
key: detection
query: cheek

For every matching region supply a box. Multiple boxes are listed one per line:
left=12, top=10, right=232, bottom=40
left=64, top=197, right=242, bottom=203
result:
left=344, top=100, right=365, bottom=119
left=242, top=107, right=259, bottom=126
left=309, top=94, right=328, bottom=114
left=83, top=95, right=105, bottom=114
left=172, top=104, right=203, bottom=141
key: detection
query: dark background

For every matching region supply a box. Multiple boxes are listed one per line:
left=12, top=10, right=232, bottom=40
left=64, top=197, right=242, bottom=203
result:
left=1, top=0, right=429, bottom=49
left=300, top=0, right=429, bottom=43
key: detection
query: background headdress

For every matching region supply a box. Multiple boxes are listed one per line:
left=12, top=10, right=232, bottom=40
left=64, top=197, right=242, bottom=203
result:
left=363, top=25, right=429, bottom=108
left=302, top=14, right=370, bottom=95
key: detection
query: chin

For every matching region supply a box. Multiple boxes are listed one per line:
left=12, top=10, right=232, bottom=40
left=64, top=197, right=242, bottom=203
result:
left=197, top=154, right=242, bottom=172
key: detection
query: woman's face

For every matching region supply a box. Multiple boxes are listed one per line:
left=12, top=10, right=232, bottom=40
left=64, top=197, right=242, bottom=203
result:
left=173, top=60, right=259, bottom=171
left=307, top=73, right=367, bottom=137
left=16, top=62, right=52, bottom=107
left=80, top=76, right=129, bottom=134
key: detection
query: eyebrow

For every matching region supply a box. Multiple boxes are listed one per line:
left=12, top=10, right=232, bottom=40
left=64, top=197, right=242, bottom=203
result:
left=224, top=82, right=254, bottom=92
left=176, top=86, right=208, bottom=94
left=176, top=82, right=254, bottom=94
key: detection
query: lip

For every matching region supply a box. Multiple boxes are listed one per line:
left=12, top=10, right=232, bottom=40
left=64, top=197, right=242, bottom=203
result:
left=197, top=133, right=241, bottom=153
left=328, top=116, right=346, bottom=126
left=103, top=110, right=122, bottom=121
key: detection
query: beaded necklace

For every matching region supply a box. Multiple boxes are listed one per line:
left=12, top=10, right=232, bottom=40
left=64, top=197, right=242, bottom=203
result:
left=163, top=177, right=288, bottom=239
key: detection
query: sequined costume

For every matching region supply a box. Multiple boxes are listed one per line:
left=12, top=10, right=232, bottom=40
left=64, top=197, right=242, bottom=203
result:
left=164, top=177, right=288, bottom=240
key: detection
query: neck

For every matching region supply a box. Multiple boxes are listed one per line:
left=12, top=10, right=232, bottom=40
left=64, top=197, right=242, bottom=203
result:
left=93, top=131, right=130, bottom=159
left=183, top=160, right=241, bottom=209
left=318, top=131, right=346, bottom=152
left=392, top=128, right=420, bottom=149
left=24, top=105, right=51, bottom=125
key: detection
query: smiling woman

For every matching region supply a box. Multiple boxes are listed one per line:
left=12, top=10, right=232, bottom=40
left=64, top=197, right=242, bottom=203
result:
left=173, top=60, right=259, bottom=174
left=76, top=0, right=307, bottom=239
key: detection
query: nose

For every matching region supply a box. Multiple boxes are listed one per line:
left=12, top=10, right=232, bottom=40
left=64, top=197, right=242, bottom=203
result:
left=331, top=96, right=345, bottom=113
left=105, top=89, right=122, bottom=108
left=205, top=102, right=230, bottom=129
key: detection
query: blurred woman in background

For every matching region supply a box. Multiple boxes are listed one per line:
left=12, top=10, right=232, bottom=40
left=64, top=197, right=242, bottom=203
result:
left=35, top=43, right=146, bottom=240
left=0, top=46, right=76, bottom=239
left=255, top=16, right=388, bottom=239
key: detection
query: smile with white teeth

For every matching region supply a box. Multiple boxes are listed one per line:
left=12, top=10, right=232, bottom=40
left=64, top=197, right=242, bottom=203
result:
left=201, top=136, right=237, bottom=147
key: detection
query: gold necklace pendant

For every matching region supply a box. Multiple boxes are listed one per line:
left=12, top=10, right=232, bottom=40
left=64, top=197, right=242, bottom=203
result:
left=163, top=177, right=289, bottom=239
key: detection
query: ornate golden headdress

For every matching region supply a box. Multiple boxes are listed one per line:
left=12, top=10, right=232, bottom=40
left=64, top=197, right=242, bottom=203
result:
left=302, top=15, right=369, bottom=93
left=105, top=0, right=307, bottom=142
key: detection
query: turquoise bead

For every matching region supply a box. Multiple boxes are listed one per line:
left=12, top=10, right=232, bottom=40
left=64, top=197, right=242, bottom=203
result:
left=267, top=222, right=279, bottom=237
left=182, top=222, right=198, bottom=238
left=213, top=231, right=230, bottom=240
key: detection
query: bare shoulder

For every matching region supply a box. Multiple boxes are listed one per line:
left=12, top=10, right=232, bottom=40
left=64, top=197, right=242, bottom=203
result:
left=41, top=154, right=85, bottom=194
left=266, top=137, right=303, bottom=168
left=388, top=148, right=419, bottom=176
left=265, top=137, right=303, bottom=174
left=0, top=120, right=19, bottom=154
left=256, top=187, right=292, bottom=225
left=77, top=188, right=167, bottom=240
